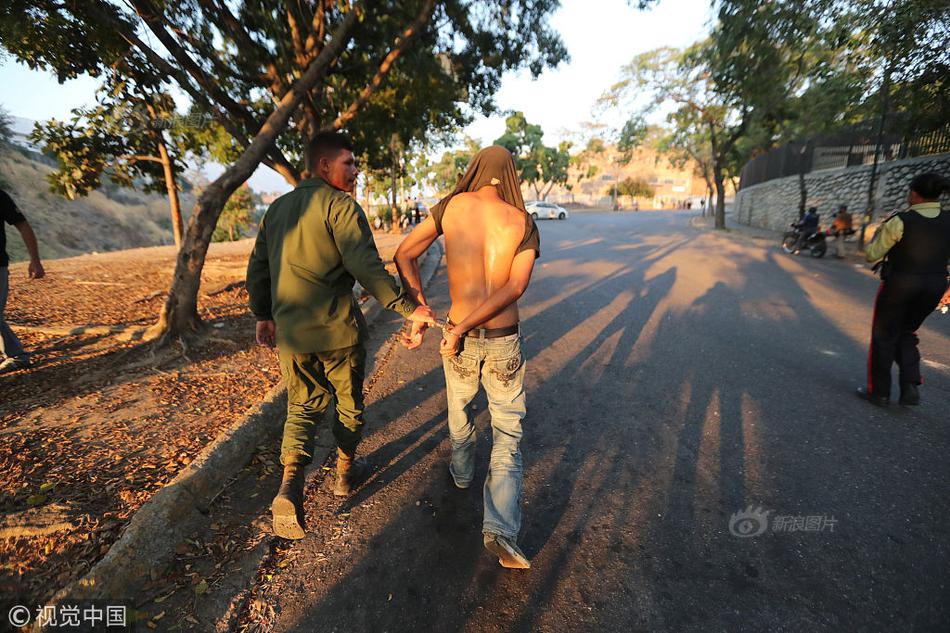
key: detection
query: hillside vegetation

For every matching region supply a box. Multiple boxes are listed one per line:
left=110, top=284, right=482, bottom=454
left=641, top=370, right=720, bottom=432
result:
left=0, top=146, right=191, bottom=262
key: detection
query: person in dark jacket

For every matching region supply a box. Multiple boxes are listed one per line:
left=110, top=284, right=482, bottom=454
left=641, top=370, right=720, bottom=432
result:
left=860, top=173, right=950, bottom=406
left=1, top=188, right=45, bottom=374
left=793, top=207, right=820, bottom=253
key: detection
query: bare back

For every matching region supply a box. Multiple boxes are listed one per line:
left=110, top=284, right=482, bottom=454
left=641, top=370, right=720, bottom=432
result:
left=441, top=189, right=527, bottom=328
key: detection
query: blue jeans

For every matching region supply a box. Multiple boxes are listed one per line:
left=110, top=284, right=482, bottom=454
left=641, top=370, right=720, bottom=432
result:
left=442, top=332, right=526, bottom=540
left=0, top=267, right=27, bottom=361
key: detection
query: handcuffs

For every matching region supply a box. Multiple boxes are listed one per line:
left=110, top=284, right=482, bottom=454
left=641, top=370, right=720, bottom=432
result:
left=434, top=317, right=454, bottom=338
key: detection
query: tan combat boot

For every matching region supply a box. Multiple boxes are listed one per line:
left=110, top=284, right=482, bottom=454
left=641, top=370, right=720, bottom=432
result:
left=271, top=461, right=306, bottom=539
left=334, top=448, right=368, bottom=497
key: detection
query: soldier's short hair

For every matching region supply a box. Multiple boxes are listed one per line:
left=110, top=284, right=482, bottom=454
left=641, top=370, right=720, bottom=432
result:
left=309, top=131, right=354, bottom=164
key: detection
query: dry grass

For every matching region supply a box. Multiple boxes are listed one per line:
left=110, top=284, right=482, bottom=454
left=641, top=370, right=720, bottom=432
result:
left=1, top=147, right=193, bottom=262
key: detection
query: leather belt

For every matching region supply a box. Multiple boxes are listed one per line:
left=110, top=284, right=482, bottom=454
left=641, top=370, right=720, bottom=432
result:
left=448, top=320, right=519, bottom=339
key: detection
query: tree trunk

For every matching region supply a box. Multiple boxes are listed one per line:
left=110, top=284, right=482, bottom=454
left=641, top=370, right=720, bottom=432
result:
left=613, top=169, right=619, bottom=209
left=147, top=10, right=359, bottom=345
left=389, top=134, right=402, bottom=234
left=708, top=122, right=726, bottom=229
left=861, top=65, right=892, bottom=250
left=797, top=139, right=811, bottom=220
left=713, top=166, right=726, bottom=230
left=390, top=158, right=401, bottom=234
left=156, top=136, right=184, bottom=247
left=702, top=179, right=713, bottom=218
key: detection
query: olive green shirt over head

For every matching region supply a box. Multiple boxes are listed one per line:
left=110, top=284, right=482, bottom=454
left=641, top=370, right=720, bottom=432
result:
left=246, top=178, right=416, bottom=353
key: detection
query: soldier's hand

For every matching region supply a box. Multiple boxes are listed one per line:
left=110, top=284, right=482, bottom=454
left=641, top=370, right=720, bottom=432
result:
left=28, top=259, right=45, bottom=279
left=408, top=304, right=436, bottom=326
left=402, top=320, right=428, bottom=350
left=256, top=320, right=276, bottom=349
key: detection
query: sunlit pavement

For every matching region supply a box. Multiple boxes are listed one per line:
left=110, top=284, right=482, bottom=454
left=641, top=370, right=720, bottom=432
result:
left=264, top=210, right=950, bottom=632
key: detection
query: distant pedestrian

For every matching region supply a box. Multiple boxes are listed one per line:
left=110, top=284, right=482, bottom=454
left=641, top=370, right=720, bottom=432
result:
left=860, top=173, right=950, bottom=406
left=1, top=187, right=45, bottom=374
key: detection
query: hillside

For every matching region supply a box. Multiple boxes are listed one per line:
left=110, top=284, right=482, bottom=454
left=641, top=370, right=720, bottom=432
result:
left=546, top=143, right=709, bottom=208
left=0, top=145, right=192, bottom=262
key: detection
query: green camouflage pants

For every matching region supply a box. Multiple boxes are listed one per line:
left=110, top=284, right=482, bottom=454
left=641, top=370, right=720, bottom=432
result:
left=277, top=344, right=367, bottom=465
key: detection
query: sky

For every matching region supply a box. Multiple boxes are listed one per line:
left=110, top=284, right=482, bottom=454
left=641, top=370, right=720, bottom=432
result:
left=0, top=0, right=713, bottom=194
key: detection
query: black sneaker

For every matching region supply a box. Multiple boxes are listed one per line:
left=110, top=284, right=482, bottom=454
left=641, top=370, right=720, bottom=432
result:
left=856, top=387, right=889, bottom=407
left=899, top=383, right=920, bottom=406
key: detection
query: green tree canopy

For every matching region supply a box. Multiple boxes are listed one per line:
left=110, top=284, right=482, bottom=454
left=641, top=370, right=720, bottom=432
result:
left=427, top=137, right=481, bottom=195
left=213, top=184, right=257, bottom=242
left=607, top=177, right=654, bottom=200
left=494, top=112, right=572, bottom=200
left=0, top=0, right=568, bottom=342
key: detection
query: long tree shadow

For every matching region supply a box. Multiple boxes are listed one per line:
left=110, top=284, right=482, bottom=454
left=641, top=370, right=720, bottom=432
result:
left=274, top=215, right=950, bottom=632
left=343, top=232, right=687, bottom=504
left=274, top=223, right=686, bottom=632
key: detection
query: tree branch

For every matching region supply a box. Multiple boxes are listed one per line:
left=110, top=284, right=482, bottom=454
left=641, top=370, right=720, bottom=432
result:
left=285, top=3, right=309, bottom=67
left=130, top=0, right=262, bottom=134
left=128, top=0, right=306, bottom=183
left=204, top=5, right=360, bottom=197
left=305, top=1, right=328, bottom=58
left=261, top=152, right=302, bottom=185
left=117, top=154, right=163, bottom=164
left=330, top=0, right=436, bottom=131
left=199, top=0, right=290, bottom=97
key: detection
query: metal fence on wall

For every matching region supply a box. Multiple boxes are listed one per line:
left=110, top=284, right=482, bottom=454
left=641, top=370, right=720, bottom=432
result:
left=739, top=119, right=950, bottom=190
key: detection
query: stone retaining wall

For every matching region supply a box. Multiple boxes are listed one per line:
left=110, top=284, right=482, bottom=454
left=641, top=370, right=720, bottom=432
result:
left=735, top=153, right=950, bottom=234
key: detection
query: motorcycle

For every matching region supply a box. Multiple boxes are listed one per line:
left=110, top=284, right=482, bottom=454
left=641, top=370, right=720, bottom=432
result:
left=782, top=224, right=827, bottom=258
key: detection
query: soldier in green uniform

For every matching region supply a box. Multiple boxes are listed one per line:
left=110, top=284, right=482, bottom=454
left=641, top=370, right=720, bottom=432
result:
left=246, top=131, right=434, bottom=539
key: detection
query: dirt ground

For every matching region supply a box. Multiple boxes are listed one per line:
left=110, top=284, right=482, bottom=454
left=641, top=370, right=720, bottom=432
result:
left=0, top=232, right=405, bottom=614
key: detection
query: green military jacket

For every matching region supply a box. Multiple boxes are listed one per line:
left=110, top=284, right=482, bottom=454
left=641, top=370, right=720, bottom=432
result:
left=246, top=178, right=415, bottom=353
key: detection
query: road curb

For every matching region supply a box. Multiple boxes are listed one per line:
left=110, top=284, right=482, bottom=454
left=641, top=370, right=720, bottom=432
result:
left=40, top=239, right=444, bottom=614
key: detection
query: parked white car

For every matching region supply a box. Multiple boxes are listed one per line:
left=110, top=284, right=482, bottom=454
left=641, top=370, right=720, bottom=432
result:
left=526, top=200, right=569, bottom=220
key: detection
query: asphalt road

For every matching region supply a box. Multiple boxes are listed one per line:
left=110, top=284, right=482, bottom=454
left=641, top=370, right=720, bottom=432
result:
left=257, top=210, right=950, bottom=632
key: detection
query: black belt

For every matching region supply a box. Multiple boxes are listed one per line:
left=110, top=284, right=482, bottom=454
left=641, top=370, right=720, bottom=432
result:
left=448, top=320, right=519, bottom=339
